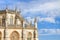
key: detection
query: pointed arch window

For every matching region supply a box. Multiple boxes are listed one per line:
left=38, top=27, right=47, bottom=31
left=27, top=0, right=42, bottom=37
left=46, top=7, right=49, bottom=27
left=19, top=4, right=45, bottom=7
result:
left=27, top=32, right=32, bottom=40
left=10, top=31, right=19, bottom=40
left=16, top=19, right=21, bottom=25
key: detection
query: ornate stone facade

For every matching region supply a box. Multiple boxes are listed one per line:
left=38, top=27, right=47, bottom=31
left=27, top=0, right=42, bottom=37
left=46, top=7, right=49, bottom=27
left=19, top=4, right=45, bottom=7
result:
left=0, top=8, right=38, bottom=40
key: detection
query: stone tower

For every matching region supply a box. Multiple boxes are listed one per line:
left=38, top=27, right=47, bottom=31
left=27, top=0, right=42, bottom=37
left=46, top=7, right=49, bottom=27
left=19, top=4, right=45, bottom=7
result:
left=0, top=7, right=38, bottom=40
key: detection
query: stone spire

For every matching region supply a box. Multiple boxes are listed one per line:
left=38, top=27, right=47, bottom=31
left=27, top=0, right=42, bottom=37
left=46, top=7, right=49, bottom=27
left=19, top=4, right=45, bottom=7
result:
left=6, top=5, right=8, bottom=12
left=5, top=5, right=8, bottom=27
left=15, top=6, right=21, bottom=14
left=34, top=17, right=37, bottom=28
left=15, top=6, right=17, bottom=13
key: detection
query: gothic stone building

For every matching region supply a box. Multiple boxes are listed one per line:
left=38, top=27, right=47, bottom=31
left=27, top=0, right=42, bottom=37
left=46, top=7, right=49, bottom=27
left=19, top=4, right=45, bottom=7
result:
left=0, top=8, right=38, bottom=40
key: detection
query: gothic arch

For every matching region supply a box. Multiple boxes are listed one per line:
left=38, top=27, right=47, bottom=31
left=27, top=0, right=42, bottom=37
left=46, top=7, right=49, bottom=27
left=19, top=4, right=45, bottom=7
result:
left=10, top=31, right=19, bottom=40
left=0, top=32, right=2, bottom=40
left=27, top=32, right=32, bottom=40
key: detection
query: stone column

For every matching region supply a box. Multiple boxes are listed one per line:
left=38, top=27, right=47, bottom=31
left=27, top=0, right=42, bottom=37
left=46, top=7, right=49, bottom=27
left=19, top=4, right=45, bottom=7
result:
left=4, top=9, right=8, bottom=40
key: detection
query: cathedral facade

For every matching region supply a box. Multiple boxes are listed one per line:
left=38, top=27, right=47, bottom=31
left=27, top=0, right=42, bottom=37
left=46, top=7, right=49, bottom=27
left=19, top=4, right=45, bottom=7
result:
left=0, top=8, right=38, bottom=40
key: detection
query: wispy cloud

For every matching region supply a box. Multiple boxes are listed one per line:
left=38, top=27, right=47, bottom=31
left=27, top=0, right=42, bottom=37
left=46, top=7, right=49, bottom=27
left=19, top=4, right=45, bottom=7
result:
left=16, top=1, right=60, bottom=18
left=0, top=0, right=60, bottom=18
left=25, top=16, right=56, bottom=23
left=39, top=29, right=60, bottom=35
left=37, top=17, right=56, bottom=23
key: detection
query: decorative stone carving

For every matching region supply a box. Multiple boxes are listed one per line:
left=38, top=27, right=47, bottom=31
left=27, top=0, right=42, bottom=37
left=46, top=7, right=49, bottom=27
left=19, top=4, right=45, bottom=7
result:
left=10, top=31, right=19, bottom=40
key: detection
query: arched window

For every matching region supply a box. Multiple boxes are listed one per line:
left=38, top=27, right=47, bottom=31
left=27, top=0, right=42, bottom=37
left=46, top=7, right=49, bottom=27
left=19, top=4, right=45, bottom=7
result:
left=10, top=16, right=13, bottom=25
left=0, top=32, right=2, bottom=40
left=27, top=32, right=32, bottom=40
left=16, top=19, right=21, bottom=25
left=10, top=31, right=19, bottom=40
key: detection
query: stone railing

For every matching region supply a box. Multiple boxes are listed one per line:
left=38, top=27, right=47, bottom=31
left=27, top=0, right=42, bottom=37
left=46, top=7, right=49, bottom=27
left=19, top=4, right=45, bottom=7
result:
left=0, top=24, right=22, bottom=29
left=7, top=24, right=22, bottom=28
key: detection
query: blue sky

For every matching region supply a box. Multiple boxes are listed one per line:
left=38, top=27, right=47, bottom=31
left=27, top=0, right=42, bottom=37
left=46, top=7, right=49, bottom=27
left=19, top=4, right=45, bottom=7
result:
left=0, top=0, right=60, bottom=40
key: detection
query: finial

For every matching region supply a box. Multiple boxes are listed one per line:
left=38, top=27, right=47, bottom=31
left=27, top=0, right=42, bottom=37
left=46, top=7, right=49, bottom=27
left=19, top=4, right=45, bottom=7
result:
left=15, top=6, right=17, bottom=12
left=30, top=20, right=32, bottom=26
left=34, top=17, right=37, bottom=28
left=6, top=4, right=8, bottom=12
left=34, top=17, right=37, bottom=23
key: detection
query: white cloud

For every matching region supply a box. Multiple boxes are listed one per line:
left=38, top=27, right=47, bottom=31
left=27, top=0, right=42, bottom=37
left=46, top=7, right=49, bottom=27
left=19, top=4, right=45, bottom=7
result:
left=16, top=1, right=60, bottom=18
left=0, top=0, right=60, bottom=18
left=37, top=17, right=56, bottom=23
left=25, top=2, right=59, bottom=12
left=39, top=29, right=60, bottom=35
left=25, top=16, right=56, bottom=23
left=16, top=0, right=60, bottom=23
